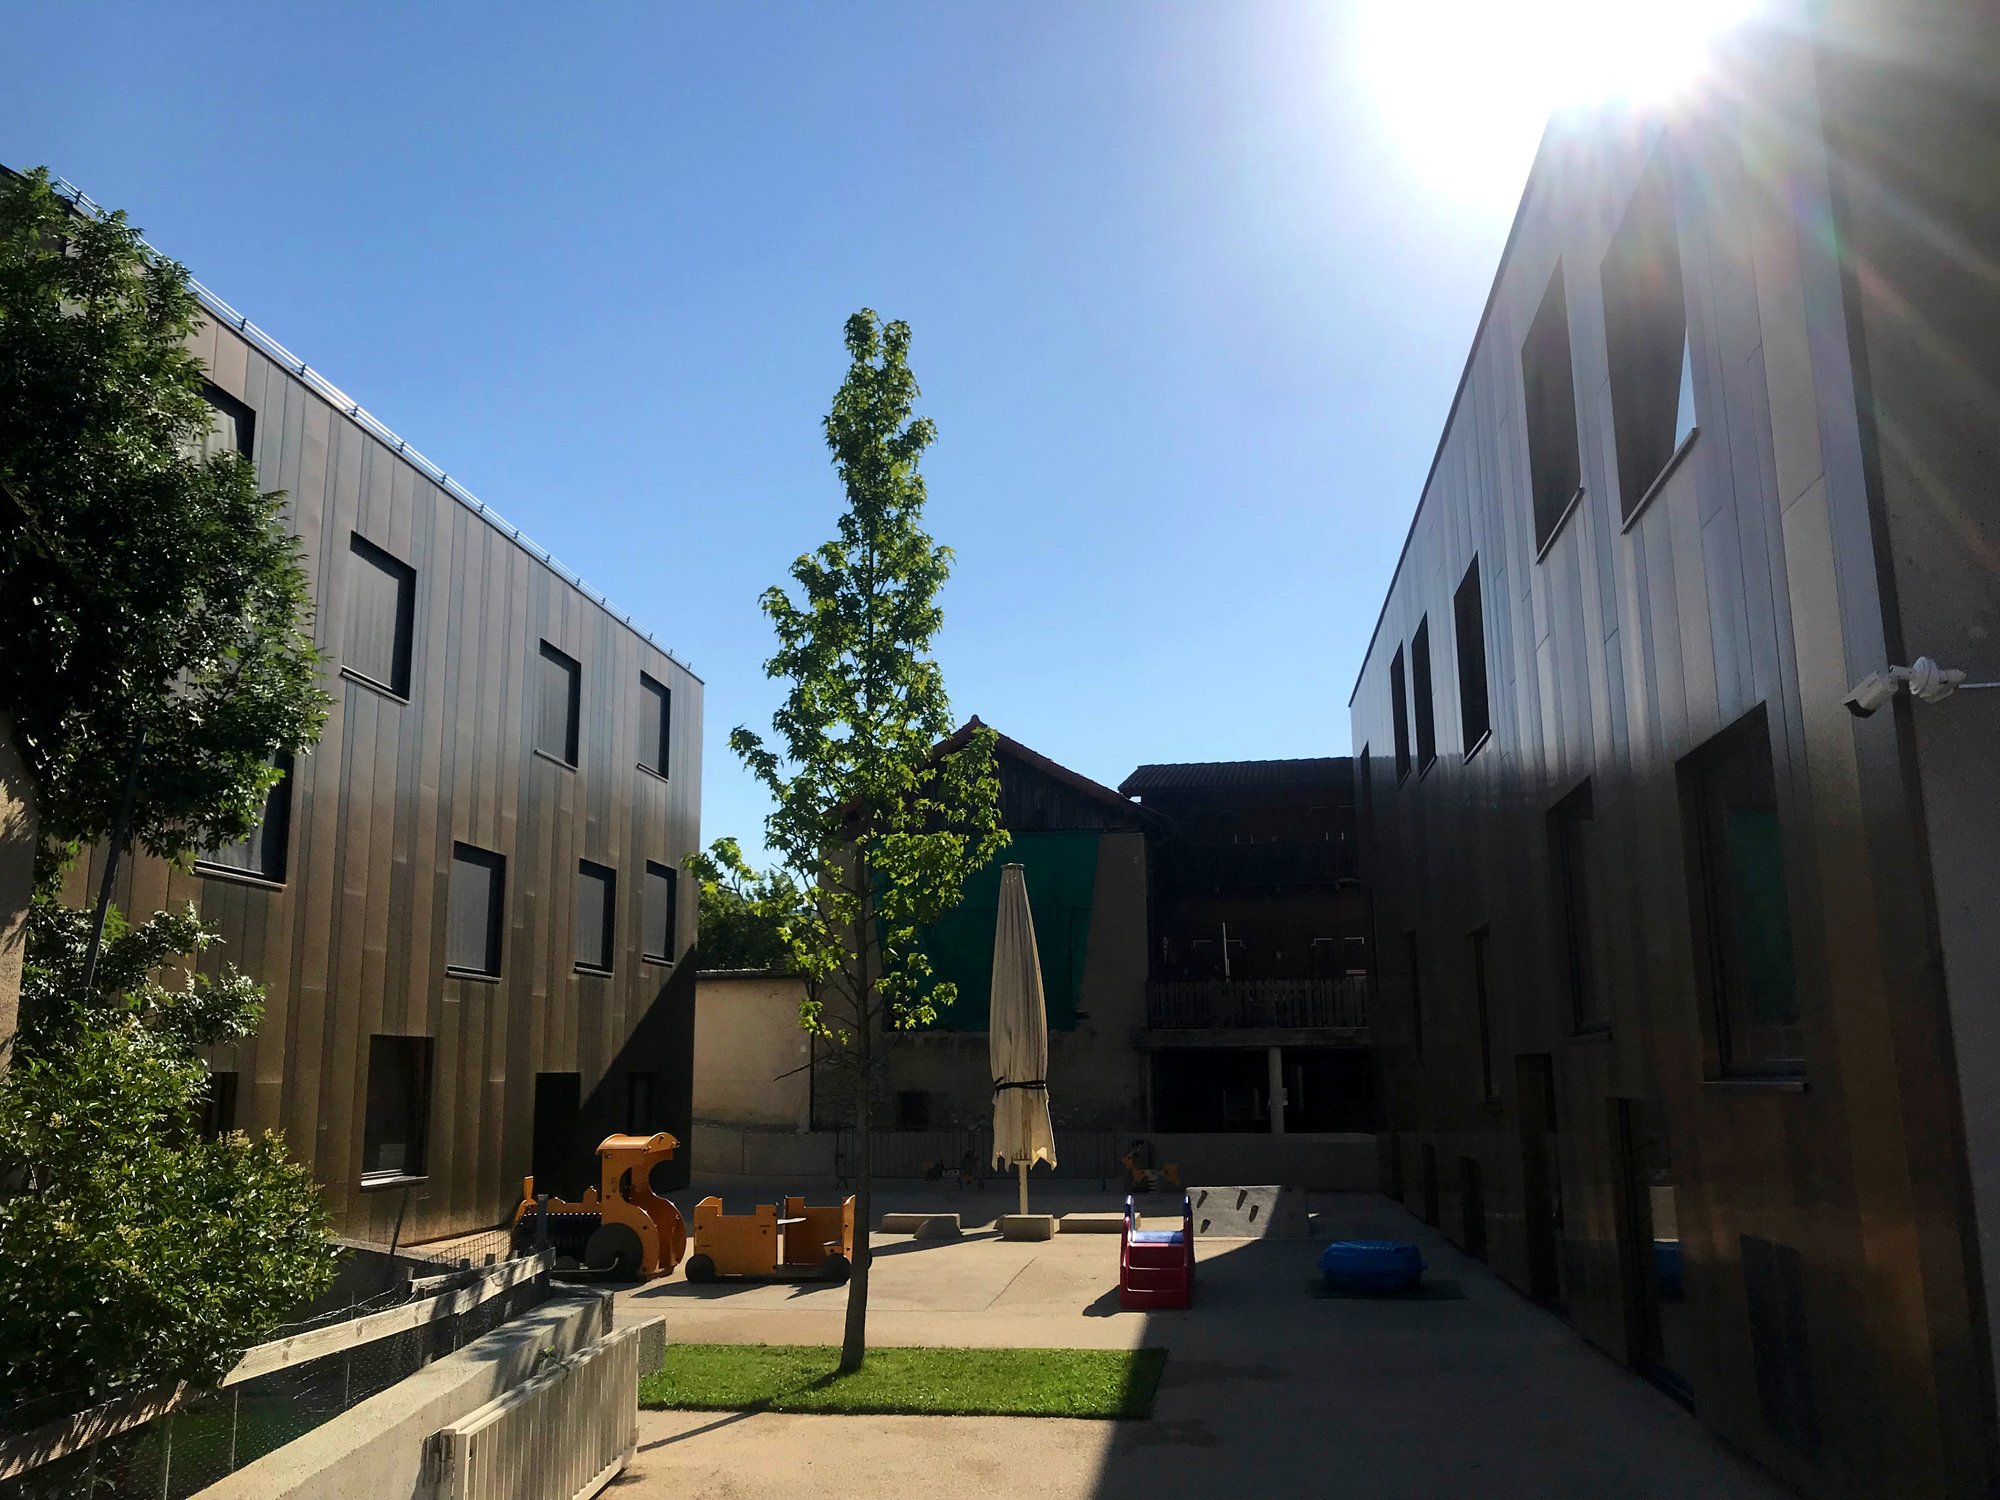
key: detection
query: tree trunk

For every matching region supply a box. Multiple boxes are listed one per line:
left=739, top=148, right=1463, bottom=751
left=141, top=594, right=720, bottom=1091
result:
left=839, top=1001, right=873, bottom=1373
left=0, top=713, right=37, bottom=1075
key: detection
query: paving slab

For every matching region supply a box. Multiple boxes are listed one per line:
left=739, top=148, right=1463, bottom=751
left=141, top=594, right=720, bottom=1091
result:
left=612, top=1191, right=1791, bottom=1500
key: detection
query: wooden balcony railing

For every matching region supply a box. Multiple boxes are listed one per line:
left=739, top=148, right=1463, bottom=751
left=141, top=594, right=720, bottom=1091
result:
left=1145, top=976, right=1371, bottom=1032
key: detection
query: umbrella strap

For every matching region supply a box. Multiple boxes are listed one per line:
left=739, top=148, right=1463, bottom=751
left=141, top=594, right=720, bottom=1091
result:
left=993, top=1079, right=1048, bottom=1094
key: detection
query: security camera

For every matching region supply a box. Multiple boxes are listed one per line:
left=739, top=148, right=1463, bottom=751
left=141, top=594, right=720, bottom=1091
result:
left=1845, top=657, right=1991, bottom=716
left=1906, top=656, right=1967, bottom=705
left=1843, top=672, right=1901, bottom=718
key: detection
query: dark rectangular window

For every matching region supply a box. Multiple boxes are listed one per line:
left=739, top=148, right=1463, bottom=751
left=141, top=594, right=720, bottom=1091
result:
left=1742, top=1235, right=1819, bottom=1456
left=576, top=859, right=616, bottom=972
left=1390, top=648, right=1412, bottom=782
left=362, top=1035, right=432, bottom=1182
left=199, top=1071, right=239, bottom=1140
left=1550, top=780, right=1603, bottom=1033
left=638, top=673, right=671, bottom=777
left=1454, top=558, right=1491, bottom=757
left=1471, top=926, right=1495, bottom=1102
left=200, top=383, right=255, bottom=457
left=1404, top=929, right=1424, bottom=1054
left=1684, top=709, right=1800, bottom=1074
left=197, top=752, right=292, bottom=884
left=625, top=1072, right=657, bottom=1134
left=447, top=843, right=506, bottom=976
left=896, top=1090, right=931, bottom=1130
left=1603, top=155, right=1696, bottom=521
left=346, top=534, right=416, bottom=698
left=643, top=862, right=679, bottom=964
left=1523, top=265, right=1583, bottom=553
left=536, top=641, right=581, bottom=766
left=1411, top=617, right=1437, bottom=773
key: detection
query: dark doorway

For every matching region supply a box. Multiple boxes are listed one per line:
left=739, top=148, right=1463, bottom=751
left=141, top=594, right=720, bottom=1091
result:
left=1421, top=1143, right=1440, bottom=1226
left=625, top=1072, right=657, bottom=1134
left=1149, top=1049, right=1270, bottom=1132
left=1516, top=1053, right=1566, bottom=1307
left=533, top=1072, right=584, bottom=1199
left=1283, top=1047, right=1375, bottom=1131
left=1459, top=1156, right=1487, bottom=1260
left=1610, top=1097, right=1689, bottom=1399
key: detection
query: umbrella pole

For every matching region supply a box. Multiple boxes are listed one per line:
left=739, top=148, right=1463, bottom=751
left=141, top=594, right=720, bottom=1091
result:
left=1018, top=1160, right=1029, bottom=1217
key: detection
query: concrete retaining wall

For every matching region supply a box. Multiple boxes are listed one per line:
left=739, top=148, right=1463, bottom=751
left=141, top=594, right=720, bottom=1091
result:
left=1147, top=1132, right=1377, bottom=1192
left=690, top=1124, right=1376, bottom=1191
left=196, top=1294, right=614, bottom=1500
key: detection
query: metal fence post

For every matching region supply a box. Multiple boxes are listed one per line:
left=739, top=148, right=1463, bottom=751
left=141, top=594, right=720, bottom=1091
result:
left=534, top=1193, right=550, bottom=1255
left=157, top=1409, right=173, bottom=1500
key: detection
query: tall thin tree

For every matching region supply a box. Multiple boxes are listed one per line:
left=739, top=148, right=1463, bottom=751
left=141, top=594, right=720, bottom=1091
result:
left=733, top=310, right=1003, bottom=1371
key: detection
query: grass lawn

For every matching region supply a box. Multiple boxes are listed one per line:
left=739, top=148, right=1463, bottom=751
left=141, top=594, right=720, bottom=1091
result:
left=639, top=1343, right=1167, bottom=1420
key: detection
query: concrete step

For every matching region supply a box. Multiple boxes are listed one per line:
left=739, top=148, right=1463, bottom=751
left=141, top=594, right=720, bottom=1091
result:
left=1058, top=1212, right=1125, bottom=1234
left=879, top=1212, right=961, bottom=1238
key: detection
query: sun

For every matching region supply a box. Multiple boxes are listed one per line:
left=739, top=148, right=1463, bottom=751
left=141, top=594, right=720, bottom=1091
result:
left=1359, top=0, right=1757, bottom=206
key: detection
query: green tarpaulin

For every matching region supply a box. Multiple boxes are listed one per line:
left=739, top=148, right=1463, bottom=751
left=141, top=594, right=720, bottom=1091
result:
left=914, top=831, right=1099, bottom=1032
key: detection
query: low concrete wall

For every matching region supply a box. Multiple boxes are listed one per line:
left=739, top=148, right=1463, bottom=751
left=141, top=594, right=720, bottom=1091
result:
left=196, top=1293, right=613, bottom=1500
left=689, top=1124, right=1376, bottom=1191
left=1150, top=1132, right=1376, bottom=1192
left=693, top=1122, right=840, bottom=1180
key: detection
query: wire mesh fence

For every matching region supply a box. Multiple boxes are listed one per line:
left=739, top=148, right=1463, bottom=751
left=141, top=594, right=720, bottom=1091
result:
left=0, top=1250, right=551, bottom=1500
left=401, top=1223, right=522, bottom=1271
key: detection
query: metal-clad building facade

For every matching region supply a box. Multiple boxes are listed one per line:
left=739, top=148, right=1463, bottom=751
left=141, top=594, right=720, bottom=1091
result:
left=63, top=276, right=702, bottom=1244
left=1348, top=5, right=1999, bottom=1494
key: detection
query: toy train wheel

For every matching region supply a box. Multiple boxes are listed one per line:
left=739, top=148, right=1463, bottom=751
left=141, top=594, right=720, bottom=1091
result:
left=684, top=1253, right=717, bottom=1284
left=820, top=1253, right=851, bottom=1285
left=584, top=1223, right=645, bottom=1280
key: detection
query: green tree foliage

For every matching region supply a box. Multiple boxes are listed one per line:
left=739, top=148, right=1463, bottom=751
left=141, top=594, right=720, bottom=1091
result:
left=0, top=167, right=335, bottom=1416
left=685, top=837, right=804, bottom=971
left=0, top=166, right=326, bottom=875
left=0, top=901, right=336, bottom=1408
left=733, top=310, right=1005, bottom=1371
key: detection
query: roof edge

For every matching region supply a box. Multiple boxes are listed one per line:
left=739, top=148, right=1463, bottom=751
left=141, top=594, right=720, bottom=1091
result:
left=31, top=168, right=703, bottom=685
left=938, top=716, right=1167, bottom=826
left=1346, top=117, right=1564, bottom=709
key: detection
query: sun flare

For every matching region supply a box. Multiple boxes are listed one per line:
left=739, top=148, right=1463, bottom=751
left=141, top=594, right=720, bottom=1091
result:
left=1360, top=0, right=1757, bottom=205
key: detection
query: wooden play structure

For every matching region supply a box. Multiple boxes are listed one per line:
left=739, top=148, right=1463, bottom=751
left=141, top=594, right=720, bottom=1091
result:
left=684, top=1194, right=855, bottom=1284
left=1119, top=1192, right=1195, bottom=1310
left=510, top=1131, right=688, bottom=1280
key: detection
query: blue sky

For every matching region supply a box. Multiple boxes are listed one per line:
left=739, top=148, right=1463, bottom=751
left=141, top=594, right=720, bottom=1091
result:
left=5, top=2, right=1543, bottom=860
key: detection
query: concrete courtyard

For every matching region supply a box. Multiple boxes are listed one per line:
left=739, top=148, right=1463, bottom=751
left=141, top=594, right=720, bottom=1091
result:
left=608, top=1188, right=1789, bottom=1499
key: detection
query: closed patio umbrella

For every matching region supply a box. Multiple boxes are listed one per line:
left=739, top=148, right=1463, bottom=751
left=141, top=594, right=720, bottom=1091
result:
left=990, top=863, right=1056, bottom=1215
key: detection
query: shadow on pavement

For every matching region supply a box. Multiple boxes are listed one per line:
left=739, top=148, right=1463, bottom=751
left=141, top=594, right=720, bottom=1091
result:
left=1078, top=1197, right=1787, bottom=1500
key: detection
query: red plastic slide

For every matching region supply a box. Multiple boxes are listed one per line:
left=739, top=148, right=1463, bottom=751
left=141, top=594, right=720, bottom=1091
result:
left=1119, top=1192, right=1195, bottom=1310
